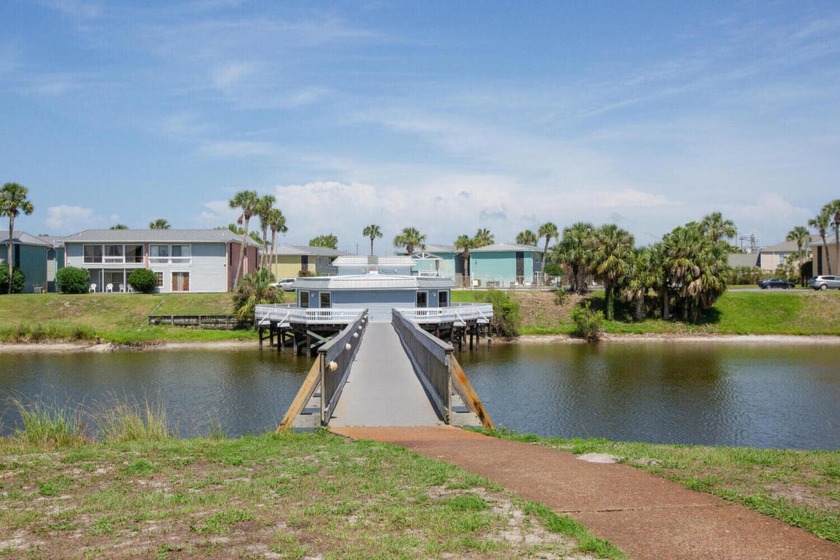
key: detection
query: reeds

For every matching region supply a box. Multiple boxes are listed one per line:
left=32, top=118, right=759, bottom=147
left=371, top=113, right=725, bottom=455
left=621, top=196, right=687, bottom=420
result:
left=94, top=397, right=175, bottom=442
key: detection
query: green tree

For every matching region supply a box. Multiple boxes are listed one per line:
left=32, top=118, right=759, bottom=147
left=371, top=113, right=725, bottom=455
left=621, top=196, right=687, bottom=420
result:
left=699, top=212, right=737, bottom=244
left=55, top=266, right=90, bottom=294
left=822, top=199, right=840, bottom=275
left=538, top=222, right=559, bottom=268
left=254, top=194, right=276, bottom=269
left=310, top=234, right=338, bottom=250
left=232, top=268, right=283, bottom=321
left=1, top=182, right=35, bottom=294
left=808, top=210, right=833, bottom=275
left=454, top=234, right=474, bottom=280
left=588, top=224, right=635, bottom=320
left=110, top=224, right=129, bottom=230
left=148, top=218, right=170, bottom=229
left=621, top=246, right=658, bottom=321
left=551, top=222, right=594, bottom=294
left=786, top=225, right=811, bottom=286
left=267, top=208, right=288, bottom=272
left=0, top=262, right=25, bottom=294
left=128, top=268, right=158, bottom=294
left=228, top=190, right=260, bottom=286
left=473, top=228, right=494, bottom=248
left=393, top=227, right=426, bottom=255
left=516, top=229, right=537, bottom=246
left=363, top=224, right=383, bottom=256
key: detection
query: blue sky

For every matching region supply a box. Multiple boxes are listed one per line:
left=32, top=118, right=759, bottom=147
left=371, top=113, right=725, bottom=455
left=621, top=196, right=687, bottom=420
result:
left=2, top=1, right=839, bottom=253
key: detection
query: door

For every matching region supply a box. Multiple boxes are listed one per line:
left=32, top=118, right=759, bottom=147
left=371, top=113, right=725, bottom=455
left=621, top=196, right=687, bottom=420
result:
left=416, top=291, right=428, bottom=308
left=516, top=252, right=525, bottom=283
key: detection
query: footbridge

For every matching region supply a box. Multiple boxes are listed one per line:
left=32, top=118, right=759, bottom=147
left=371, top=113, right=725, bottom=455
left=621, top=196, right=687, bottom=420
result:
left=273, top=307, right=494, bottom=430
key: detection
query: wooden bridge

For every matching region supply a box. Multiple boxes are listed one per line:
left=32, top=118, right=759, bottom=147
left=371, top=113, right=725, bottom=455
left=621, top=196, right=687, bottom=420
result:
left=268, top=306, right=494, bottom=430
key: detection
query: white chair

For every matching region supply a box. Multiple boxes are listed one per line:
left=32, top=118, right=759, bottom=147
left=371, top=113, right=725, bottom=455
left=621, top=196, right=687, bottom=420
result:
left=105, top=283, right=113, bottom=293
left=89, top=283, right=97, bottom=293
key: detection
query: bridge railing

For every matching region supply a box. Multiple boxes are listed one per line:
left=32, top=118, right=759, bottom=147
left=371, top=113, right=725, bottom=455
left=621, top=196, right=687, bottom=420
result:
left=319, top=311, right=368, bottom=424
left=255, top=305, right=366, bottom=326
left=394, top=303, right=493, bottom=325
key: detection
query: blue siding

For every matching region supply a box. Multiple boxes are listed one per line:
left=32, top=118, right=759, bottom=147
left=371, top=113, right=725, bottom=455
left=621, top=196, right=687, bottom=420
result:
left=471, top=251, right=538, bottom=286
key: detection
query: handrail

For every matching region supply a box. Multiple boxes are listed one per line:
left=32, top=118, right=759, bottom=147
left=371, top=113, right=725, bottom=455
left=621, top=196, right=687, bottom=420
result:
left=449, top=355, right=494, bottom=430
left=319, top=312, right=368, bottom=423
left=394, top=304, right=493, bottom=325
left=276, top=356, right=322, bottom=432
left=255, top=305, right=366, bottom=325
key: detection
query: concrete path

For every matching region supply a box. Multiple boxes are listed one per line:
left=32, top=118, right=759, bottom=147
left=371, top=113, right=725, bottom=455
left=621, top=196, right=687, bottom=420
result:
left=329, top=323, right=442, bottom=427
left=331, top=426, right=840, bottom=560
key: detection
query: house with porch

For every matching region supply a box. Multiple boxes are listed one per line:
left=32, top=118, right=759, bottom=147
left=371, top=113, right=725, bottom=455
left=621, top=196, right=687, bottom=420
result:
left=62, top=229, right=260, bottom=293
left=0, top=231, right=61, bottom=293
left=468, top=243, right=545, bottom=288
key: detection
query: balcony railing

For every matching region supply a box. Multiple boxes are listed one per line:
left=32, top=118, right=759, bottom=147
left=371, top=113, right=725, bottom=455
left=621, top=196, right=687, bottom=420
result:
left=394, top=303, right=493, bottom=325
left=255, top=305, right=366, bottom=327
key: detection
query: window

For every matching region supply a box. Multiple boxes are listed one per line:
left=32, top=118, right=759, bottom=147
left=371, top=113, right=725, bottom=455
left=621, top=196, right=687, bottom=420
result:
left=154, top=271, right=164, bottom=288
left=104, top=245, right=124, bottom=263
left=439, top=291, right=449, bottom=307
left=300, top=291, right=310, bottom=308
left=172, top=272, right=190, bottom=292
left=125, top=245, right=144, bottom=263
left=301, top=255, right=309, bottom=272
left=150, top=244, right=192, bottom=264
left=171, top=245, right=191, bottom=263
left=320, top=292, right=331, bottom=308
left=416, top=291, right=428, bottom=308
left=84, top=245, right=103, bottom=263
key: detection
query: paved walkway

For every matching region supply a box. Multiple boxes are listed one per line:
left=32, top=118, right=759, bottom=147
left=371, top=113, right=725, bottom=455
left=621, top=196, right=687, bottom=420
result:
left=329, top=323, right=442, bottom=427
left=331, top=426, right=840, bottom=560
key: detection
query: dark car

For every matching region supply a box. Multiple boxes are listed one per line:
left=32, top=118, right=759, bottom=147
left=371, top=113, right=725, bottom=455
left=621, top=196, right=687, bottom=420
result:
left=758, top=278, right=795, bottom=289
left=808, top=275, right=840, bottom=290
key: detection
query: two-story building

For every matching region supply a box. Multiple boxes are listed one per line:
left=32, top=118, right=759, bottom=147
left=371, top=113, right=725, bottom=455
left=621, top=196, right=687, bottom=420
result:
left=0, top=231, right=59, bottom=293
left=469, top=243, right=545, bottom=288
left=268, top=245, right=347, bottom=278
left=62, top=229, right=260, bottom=293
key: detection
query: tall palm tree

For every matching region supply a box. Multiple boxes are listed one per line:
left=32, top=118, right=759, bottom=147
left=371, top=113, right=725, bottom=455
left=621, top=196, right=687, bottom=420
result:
left=255, top=195, right=276, bottom=269
left=454, top=234, right=474, bottom=281
left=149, top=218, right=171, bottom=229
left=1, top=183, right=34, bottom=294
left=552, top=222, right=594, bottom=294
left=823, top=199, right=840, bottom=275
left=516, top=229, right=537, bottom=246
left=228, top=190, right=260, bottom=286
left=363, top=224, right=383, bottom=256
left=808, top=210, right=833, bottom=275
left=267, top=208, right=287, bottom=274
left=622, top=246, right=657, bottom=321
left=786, top=225, right=811, bottom=286
left=473, top=228, right=494, bottom=248
left=699, top=212, right=736, bottom=244
left=538, top=222, right=559, bottom=267
left=589, top=224, right=635, bottom=320
left=393, top=227, right=426, bottom=255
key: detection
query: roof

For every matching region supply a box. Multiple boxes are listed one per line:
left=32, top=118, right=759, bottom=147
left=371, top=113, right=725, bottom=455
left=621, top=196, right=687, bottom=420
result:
left=61, top=229, right=262, bottom=247
left=398, top=243, right=457, bottom=256
left=332, top=255, right=416, bottom=267
left=761, top=236, right=817, bottom=253
left=727, top=253, right=759, bottom=268
left=471, top=242, right=543, bottom=253
left=0, top=231, right=52, bottom=247
left=295, top=274, right=456, bottom=291
left=274, top=244, right=348, bottom=257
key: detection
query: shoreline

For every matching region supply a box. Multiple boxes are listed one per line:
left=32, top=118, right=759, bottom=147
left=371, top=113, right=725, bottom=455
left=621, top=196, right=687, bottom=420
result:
left=2, top=332, right=840, bottom=353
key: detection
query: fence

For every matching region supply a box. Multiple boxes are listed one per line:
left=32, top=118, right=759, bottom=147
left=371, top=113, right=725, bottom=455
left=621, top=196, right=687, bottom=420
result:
left=147, top=314, right=249, bottom=329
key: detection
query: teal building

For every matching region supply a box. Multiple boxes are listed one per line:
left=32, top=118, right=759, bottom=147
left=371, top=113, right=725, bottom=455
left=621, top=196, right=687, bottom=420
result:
left=0, top=231, right=57, bottom=293
left=469, top=243, right=544, bottom=288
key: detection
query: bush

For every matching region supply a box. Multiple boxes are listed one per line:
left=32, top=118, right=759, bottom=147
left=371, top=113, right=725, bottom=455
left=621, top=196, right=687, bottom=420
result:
left=571, top=301, right=603, bottom=342
left=56, top=266, right=91, bottom=294
left=128, top=268, right=158, bottom=293
left=0, top=263, right=25, bottom=293
left=481, top=290, right=520, bottom=337
left=233, top=268, right=283, bottom=321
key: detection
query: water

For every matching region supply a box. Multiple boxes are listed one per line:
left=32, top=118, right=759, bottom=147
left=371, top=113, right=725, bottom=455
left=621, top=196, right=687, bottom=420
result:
left=1, top=342, right=838, bottom=449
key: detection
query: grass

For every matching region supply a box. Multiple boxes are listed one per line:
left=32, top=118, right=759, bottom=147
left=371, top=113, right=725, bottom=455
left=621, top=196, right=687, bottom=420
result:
left=0, top=426, right=625, bottom=559
left=482, top=429, right=840, bottom=544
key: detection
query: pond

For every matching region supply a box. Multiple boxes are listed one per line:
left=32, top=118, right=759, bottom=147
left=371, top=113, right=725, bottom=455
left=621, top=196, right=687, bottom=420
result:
left=1, top=341, right=838, bottom=450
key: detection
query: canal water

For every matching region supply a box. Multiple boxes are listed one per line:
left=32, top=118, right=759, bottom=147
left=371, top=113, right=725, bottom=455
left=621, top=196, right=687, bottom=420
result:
left=1, top=342, right=838, bottom=450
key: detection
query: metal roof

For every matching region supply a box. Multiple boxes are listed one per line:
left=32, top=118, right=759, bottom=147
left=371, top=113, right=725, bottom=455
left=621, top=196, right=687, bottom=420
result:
left=761, top=236, right=817, bottom=253
left=471, top=242, right=543, bottom=253
left=294, top=274, right=456, bottom=291
left=333, top=255, right=416, bottom=267
left=0, top=231, right=52, bottom=247
left=61, top=229, right=261, bottom=246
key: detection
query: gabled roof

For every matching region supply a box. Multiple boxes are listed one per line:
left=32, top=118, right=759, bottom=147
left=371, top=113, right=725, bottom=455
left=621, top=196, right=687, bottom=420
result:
left=62, top=229, right=261, bottom=246
left=274, top=244, right=348, bottom=257
left=0, top=231, right=52, bottom=247
left=761, top=236, right=817, bottom=253
left=471, top=242, right=543, bottom=253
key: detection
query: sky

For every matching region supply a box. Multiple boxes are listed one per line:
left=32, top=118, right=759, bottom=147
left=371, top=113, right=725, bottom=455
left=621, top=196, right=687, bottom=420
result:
left=2, top=0, right=839, bottom=254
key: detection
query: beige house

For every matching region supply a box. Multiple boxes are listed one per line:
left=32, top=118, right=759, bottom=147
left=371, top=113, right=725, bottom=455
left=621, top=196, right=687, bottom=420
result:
left=811, top=237, right=840, bottom=276
left=267, top=245, right=348, bottom=279
left=757, top=237, right=815, bottom=272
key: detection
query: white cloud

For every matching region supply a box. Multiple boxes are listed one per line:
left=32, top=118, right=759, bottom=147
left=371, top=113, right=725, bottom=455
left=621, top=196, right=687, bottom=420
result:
left=211, top=62, right=257, bottom=89
left=45, top=205, right=111, bottom=232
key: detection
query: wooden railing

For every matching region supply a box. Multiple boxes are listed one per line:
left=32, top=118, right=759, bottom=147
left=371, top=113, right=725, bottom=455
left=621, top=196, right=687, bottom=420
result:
left=319, top=313, right=368, bottom=423
left=255, top=305, right=366, bottom=327
left=394, top=303, right=493, bottom=325
left=392, top=309, right=494, bottom=429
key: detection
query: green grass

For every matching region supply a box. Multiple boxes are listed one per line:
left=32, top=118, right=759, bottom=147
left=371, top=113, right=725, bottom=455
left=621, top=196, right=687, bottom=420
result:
left=0, top=430, right=624, bottom=559
left=482, top=429, right=840, bottom=544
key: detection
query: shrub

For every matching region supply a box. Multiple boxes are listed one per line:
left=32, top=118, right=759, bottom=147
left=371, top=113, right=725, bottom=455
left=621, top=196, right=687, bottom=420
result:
left=571, top=301, right=603, bottom=342
left=56, top=266, right=91, bottom=294
left=128, top=268, right=158, bottom=293
left=0, top=263, right=25, bottom=293
left=481, top=290, right=520, bottom=337
left=233, top=268, right=283, bottom=321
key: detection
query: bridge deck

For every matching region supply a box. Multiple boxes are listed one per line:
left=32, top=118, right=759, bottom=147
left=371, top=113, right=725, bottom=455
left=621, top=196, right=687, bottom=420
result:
left=329, top=323, right=442, bottom=427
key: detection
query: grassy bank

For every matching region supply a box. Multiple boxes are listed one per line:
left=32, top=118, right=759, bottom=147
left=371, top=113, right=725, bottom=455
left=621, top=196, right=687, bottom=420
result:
left=452, top=289, right=840, bottom=336
left=0, top=293, right=257, bottom=344
left=0, top=423, right=623, bottom=559
left=482, top=430, right=840, bottom=544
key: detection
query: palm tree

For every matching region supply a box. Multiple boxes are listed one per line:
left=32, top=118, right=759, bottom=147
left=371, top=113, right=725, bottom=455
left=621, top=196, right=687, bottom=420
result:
left=393, top=227, right=426, bottom=255
left=516, top=229, right=537, bottom=246
left=454, top=234, right=474, bottom=282
left=622, top=246, right=657, bottom=321
left=363, top=224, right=383, bottom=256
left=589, top=224, right=635, bottom=320
left=110, top=224, right=128, bottom=230
left=822, top=199, right=840, bottom=275
left=473, top=228, right=494, bottom=248
left=538, top=222, right=559, bottom=267
left=149, top=218, right=171, bottom=229
left=255, top=195, right=276, bottom=269
left=267, top=208, right=287, bottom=274
left=1, top=183, right=34, bottom=294
left=228, top=190, right=260, bottom=286
left=786, top=225, right=811, bottom=286
left=808, top=210, right=833, bottom=275
left=552, top=222, right=594, bottom=294
left=699, top=212, right=736, bottom=244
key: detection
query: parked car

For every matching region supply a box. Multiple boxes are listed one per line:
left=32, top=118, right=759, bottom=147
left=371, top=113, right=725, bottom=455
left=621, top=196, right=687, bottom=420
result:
left=758, top=278, right=795, bottom=290
left=808, top=275, right=840, bottom=290
left=273, top=278, right=296, bottom=291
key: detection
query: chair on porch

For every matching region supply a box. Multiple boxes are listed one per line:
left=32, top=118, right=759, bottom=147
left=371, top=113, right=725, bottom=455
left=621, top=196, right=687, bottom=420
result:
left=89, top=283, right=97, bottom=293
left=105, top=283, right=114, bottom=293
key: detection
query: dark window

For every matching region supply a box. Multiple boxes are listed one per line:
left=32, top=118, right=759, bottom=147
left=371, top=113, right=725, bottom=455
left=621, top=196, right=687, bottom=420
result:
left=300, top=291, right=310, bottom=308
left=416, top=291, right=428, bottom=308
left=301, top=255, right=309, bottom=272
left=439, top=291, right=449, bottom=307
left=320, top=292, right=331, bottom=308
left=516, top=251, right=525, bottom=282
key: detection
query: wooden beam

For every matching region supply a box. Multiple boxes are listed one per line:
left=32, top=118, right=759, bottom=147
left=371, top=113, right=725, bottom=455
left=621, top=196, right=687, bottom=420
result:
left=449, top=354, right=494, bottom=430
left=277, top=356, right=322, bottom=432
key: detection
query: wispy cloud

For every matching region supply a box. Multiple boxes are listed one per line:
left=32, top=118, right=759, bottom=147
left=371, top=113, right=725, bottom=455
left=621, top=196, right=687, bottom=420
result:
left=196, top=140, right=281, bottom=159
left=37, top=0, right=102, bottom=20
left=45, top=205, right=113, bottom=231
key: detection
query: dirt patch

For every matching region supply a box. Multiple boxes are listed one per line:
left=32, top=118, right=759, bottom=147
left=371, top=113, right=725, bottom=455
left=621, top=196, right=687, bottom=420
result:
left=510, top=290, right=582, bottom=331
